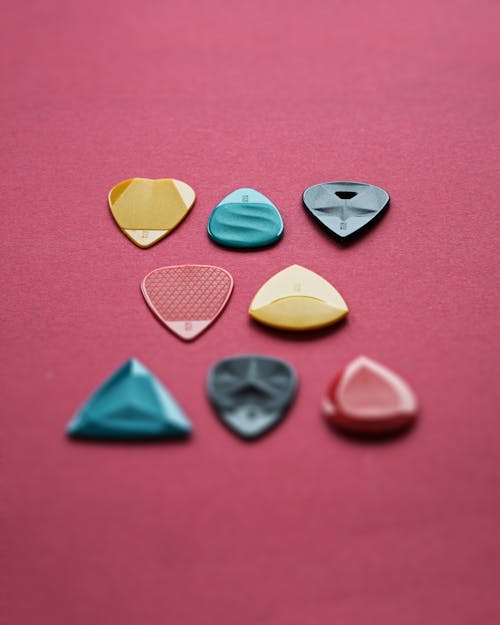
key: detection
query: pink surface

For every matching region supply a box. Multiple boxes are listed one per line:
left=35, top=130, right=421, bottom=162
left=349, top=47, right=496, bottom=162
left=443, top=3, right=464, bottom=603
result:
left=2, top=1, right=499, bottom=623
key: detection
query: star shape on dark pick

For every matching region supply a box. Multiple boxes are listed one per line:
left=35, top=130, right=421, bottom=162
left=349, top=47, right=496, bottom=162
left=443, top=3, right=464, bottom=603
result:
left=310, top=184, right=379, bottom=222
left=313, top=203, right=378, bottom=221
left=217, top=358, right=278, bottom=401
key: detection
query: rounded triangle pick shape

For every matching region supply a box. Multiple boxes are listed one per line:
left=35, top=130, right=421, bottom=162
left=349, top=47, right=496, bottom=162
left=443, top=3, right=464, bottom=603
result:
left=208, top=187, right=284, bottom=249
left=141, top=265, right=234, bottom=341
left=66, top=359, right=192, bottom=439
left=323, top=356, right=418, bottom=434
left=303, top=181, right=389, bottom=239
left=108, top=177, right=195, bottom=248
left=207, top=355, right=297, bottom=439
left=248, top=264, right=348, bottom=331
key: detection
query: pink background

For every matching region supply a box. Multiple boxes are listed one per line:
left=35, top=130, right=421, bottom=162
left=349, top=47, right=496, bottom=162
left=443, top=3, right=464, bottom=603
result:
left=2, top=1, right=499, bottom=623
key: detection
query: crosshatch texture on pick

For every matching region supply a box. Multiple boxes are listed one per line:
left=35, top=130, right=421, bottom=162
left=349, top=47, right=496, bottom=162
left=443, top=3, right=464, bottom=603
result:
left=141, top=265, right=234, bottom=340
left=108, top=177, right=195, bottom=247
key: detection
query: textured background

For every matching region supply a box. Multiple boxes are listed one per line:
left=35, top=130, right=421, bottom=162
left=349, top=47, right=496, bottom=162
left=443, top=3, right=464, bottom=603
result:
left=2, top=1, right=499, bottom=623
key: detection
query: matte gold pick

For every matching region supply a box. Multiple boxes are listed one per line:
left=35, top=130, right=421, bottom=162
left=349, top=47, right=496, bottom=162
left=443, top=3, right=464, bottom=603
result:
left=108, top=178, right=195, bottom=248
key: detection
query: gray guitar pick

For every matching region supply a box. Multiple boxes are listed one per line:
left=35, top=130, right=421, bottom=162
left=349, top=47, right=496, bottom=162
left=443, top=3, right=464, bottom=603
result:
left=207, top=355, right=297, bottom=440
left=303, top=181, right=389, bottom=239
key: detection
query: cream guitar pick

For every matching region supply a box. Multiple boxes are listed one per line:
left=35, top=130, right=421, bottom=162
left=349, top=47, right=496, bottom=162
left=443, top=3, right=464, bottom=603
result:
left=108, top=177, right=195, bottom=248
left=249, top=264, right=348, bottom=331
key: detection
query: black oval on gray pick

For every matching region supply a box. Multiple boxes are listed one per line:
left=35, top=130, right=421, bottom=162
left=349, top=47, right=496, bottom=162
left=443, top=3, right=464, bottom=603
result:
left=303, top=181, right=389, bottom=239
left=207, top=355, right=297, bottom=440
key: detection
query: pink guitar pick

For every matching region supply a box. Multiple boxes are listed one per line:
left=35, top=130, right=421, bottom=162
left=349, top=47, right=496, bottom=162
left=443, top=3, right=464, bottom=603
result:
left=323, top=356, right=418, bottom=434
left=141, top=265, right=234, bottom=341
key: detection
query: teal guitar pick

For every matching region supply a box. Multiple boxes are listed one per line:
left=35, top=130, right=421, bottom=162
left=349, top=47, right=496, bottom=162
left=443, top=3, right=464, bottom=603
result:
left=66, top=359, right=192, bottom=440
left=208, top=187, right=284, bottom=249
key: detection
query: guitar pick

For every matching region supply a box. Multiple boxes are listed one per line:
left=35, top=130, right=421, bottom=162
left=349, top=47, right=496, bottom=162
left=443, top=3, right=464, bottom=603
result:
left=303, top=181, right=389, bottom=239
left=207, top=355, right=297, bottom=439
left=249, top=264, right=348, bottom=331
left=108, top=177, right=195, bottom=248
left=66, top=359, right=192, bottom=440
left=208, top=187, right=284, bottom=249
left=323, top=356, right=418, bottom=434
left=142, top=265, right=234, bottom=341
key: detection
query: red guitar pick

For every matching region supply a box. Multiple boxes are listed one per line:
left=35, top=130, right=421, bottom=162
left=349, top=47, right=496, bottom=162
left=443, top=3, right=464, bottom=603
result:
left=141, top=265, right=234, bottom=341
left=323, top=356, right=418, bottom=434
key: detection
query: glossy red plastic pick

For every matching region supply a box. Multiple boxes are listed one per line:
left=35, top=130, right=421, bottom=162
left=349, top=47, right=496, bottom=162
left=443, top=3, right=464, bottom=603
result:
left=141, top=265, right=234, bottom=341
left=323, top=356, right=418, bottom=434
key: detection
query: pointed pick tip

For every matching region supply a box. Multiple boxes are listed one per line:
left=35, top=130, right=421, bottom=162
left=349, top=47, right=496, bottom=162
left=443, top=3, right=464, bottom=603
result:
left=121, top=358, right=149, bottom=374
left=335, top=230, right=351, bottom=239
left=65, top=419, right=78, bottom=437
left=175, top=421, right=193, bottom=436
left=165, top=320, right=211, bottom=341
left=123, top=229, right=168, bottom=248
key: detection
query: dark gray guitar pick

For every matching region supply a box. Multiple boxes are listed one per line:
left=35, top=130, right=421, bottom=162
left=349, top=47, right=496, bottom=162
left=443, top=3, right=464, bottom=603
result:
left=303, top=181, right=389, bottom=239
left=207, top=355, right=297, bottom=440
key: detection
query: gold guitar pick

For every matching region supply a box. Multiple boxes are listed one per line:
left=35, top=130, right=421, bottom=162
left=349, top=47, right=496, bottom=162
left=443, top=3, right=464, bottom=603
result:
left=108, top=178, right=195, bottom=248
left=249, top=264, right=348, bottom=331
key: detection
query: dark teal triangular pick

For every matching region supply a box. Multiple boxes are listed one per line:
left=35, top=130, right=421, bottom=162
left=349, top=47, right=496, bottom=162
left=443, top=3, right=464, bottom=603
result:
left=67, top=359, right=192, bottom=439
